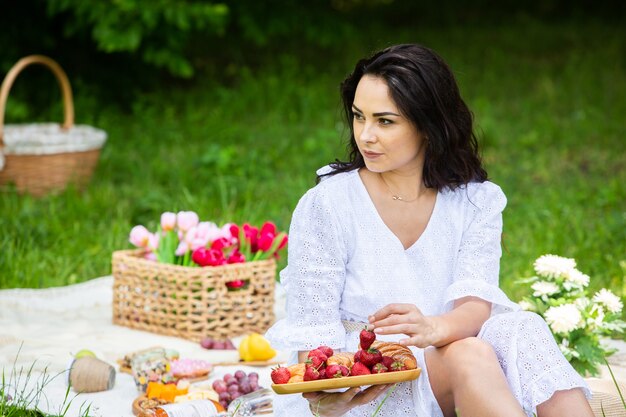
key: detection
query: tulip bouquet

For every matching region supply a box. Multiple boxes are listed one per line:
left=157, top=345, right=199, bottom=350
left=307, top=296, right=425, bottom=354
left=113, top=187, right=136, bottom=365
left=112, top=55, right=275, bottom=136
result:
left=518, top=254, right=626, bottom=376
left=129, top=211, right=287, bottom=289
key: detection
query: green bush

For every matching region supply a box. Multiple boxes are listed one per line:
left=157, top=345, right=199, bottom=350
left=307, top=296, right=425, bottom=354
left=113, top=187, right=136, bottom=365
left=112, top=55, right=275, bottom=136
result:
left=46, top=0, right=229, bottom=78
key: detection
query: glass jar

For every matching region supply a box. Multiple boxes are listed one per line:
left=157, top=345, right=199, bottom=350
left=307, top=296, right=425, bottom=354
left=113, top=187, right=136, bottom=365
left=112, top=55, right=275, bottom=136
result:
left=226, top=388, right=273, bottom=416
left=131, top=347, right=174, bottom=392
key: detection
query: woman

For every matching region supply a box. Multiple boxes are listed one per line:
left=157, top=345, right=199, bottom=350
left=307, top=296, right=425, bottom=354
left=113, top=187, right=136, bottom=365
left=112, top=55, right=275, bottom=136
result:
left=265, top=44, right=593, bottom=417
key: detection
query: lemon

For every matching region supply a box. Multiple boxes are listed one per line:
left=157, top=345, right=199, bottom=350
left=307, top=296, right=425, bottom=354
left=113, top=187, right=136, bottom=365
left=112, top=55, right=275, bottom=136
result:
left=238, top=336, right=254, bottom=361
left=238, top=333, right=276, bottom=361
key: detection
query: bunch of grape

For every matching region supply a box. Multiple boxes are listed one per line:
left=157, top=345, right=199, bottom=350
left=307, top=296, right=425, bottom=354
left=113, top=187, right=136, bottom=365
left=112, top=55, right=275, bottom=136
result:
left=200, top=337, right=236, bottom=350
left=211, top=370, right=263, bottom=409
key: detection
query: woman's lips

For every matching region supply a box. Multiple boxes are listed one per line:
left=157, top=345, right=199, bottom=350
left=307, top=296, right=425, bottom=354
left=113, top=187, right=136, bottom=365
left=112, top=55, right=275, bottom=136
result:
left=363, top=150, right=383, bottom=159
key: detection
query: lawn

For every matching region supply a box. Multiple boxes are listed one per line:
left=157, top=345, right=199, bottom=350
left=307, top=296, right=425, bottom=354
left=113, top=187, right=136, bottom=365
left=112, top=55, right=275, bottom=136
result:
left=0, top=18, right=624, bottom=302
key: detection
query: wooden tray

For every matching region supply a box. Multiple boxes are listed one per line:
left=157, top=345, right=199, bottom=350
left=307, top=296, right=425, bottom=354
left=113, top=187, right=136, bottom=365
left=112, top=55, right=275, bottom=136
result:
left=272, top=368, right=421, bottom=394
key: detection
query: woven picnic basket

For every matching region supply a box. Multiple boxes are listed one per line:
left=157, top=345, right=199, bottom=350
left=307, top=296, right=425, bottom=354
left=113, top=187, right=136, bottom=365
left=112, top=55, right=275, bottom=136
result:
left=112, top=249, right=276, bottom=341
left=0, top=55, right=106, bottom=196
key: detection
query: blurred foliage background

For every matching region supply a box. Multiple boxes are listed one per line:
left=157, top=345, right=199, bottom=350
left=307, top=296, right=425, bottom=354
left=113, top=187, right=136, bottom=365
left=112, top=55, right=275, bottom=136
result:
left=0, top=0, right=624, bottom=304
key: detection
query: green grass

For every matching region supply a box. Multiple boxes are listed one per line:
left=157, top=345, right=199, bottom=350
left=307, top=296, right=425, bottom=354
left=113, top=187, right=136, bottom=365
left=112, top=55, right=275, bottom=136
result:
left=0, top=18, right=624, bottom=304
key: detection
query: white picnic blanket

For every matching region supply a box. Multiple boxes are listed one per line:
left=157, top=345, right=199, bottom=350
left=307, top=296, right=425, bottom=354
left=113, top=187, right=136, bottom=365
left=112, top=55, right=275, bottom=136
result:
left=0, top=276, right=288, bottom=417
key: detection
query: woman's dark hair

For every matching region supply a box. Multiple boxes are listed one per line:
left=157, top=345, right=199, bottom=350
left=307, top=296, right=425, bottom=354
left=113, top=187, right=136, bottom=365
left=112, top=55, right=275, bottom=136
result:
left=319, top=44, right=487, bottom=190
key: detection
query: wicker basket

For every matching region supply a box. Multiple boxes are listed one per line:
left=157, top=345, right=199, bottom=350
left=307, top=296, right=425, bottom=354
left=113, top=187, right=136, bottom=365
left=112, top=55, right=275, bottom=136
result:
left=0, top=55, right=106, bottom=196
left=112, top=249, right=276, bottom=341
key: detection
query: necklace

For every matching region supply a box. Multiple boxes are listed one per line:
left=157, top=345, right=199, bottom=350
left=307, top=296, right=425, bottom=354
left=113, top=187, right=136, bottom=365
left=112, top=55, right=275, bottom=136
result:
left=378, top=173, right=419, bottom=203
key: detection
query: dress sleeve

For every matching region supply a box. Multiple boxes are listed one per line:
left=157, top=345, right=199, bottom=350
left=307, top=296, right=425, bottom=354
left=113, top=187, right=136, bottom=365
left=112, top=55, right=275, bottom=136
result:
left=443, top=182, right=520, bottom=314
left=265, top=185, right=348, bottom=351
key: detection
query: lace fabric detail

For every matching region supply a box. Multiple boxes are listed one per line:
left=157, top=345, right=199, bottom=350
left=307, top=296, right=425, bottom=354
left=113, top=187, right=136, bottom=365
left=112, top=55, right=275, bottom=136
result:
left=478, top=311, right=590, bottom=416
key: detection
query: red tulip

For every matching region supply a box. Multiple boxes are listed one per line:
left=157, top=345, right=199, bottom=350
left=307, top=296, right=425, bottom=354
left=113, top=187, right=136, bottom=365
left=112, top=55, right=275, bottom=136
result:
left=211, top=237, right=231, bottom=251
left=227, top=251, right=246, bottom=264
left=260, top=221, right=276, bottom=237
left=258, top=232, right=275, bottom=251
left=229, top=224, right=240, bottom=240
left=192, top=247, right=211, bottom=266
left=278, top=234, right=288, bottom=250
left=226, top=280, right=246, bottom=289
left=192, top=247, right=225, bottom=266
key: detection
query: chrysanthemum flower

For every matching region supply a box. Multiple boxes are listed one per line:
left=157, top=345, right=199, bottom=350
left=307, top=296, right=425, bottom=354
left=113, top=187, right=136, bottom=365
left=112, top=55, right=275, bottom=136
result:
left=531, top=281, right=560, bottom=297
left=593, top=289, right=624, bottom=314
left=545, top=304, right=582, bottom=334
left=533, top=254, right=576, bottom=279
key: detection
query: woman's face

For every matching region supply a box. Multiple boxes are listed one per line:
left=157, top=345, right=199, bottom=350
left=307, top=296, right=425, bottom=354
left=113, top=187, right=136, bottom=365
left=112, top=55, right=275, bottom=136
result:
left=352, top=75, right=426, bottom=174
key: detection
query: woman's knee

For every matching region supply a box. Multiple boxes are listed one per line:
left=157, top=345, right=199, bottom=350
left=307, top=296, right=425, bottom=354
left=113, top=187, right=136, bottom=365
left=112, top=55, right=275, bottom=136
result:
left=442, top=337, right=499, bottom=376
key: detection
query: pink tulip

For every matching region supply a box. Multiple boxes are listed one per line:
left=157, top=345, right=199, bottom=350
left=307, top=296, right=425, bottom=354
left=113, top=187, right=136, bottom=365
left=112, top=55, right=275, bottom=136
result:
left=175, top=241, right=189, bottom=256
left=258, top=232, right=275, bottom=251
left=185, top=223, right=210, bottom=251
left=129, top=225, right=151, bottom=248
left=161, top=212, right=176, bottom=232
left=147, top=233, right=159, bottom=251
left=177, top=211, right=199, bottom=232
left=144, top=252, right=158, bottom=261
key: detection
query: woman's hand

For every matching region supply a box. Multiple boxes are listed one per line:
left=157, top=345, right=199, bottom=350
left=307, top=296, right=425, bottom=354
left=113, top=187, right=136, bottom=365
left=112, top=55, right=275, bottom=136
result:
left=302, top=385, right=392, bottom=417
left=368, top=303, right=445, bottom=348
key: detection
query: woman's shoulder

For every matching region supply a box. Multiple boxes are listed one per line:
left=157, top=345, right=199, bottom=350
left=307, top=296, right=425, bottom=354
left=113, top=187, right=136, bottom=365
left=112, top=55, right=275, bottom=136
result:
left=441, top=180, right=507, bottom=211
left=310, top=165, right=359, bottom=194
left=295, top=166, right=357, bottom=209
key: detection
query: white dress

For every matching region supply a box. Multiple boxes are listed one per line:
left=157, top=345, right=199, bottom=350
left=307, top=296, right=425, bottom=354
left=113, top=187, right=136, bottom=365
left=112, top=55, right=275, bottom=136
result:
left=266, top=167, right=590, bottom=417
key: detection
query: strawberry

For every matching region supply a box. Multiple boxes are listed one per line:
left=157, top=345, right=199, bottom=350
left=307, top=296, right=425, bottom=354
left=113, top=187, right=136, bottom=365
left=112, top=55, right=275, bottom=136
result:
left=359, top=327, right=376, bottom=350
left=372, top=363, right=388, bottom=374
left=305, top=356, right=326, bottom=370
left=304, top=366, right=320, bottom=381
left=354, top=349, right=364, bottom=363
left=318, top=367, right=327, bottom=379
left=270, top=366, right=291, bottom=384
left=307, top=349, right=328, bottom=369
left=360, top=347, right=383, bottom=368
left=308, top=348, right=328, bottom=361
left=326, top=364, right=350, bottom=378
left=316, top=345, right=334, bottom=358
left=350, top=362, right=371, bottom=376
left=381, top=356, right=394, bottom=369
left=390, top=360, right=407, bottom=372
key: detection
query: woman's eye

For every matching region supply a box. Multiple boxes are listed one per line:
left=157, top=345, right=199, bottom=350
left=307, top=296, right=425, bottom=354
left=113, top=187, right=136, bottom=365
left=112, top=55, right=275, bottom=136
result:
left=379, top=118, right=393, bottom=125
left=353, top=113, right=364, bottom=121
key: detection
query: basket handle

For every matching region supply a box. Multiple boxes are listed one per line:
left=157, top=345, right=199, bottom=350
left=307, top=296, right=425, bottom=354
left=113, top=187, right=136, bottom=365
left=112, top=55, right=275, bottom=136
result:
left=0, top=55, right=74, bottom=147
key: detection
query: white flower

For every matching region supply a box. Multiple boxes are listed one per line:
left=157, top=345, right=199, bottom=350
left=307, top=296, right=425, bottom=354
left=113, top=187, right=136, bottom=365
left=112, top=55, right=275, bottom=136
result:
left=534, top=254, right=576, bottom=279
left=545, top=304, right=583, bottom=334
left=518, top=300, right=535, bottom=311
left=563, top=268, right=590, bottom=288
left=531, top=281, right=560, bottom=297
left=574, top=297, right=591, bottom=310
left=593, top=289, right=624, bottom=314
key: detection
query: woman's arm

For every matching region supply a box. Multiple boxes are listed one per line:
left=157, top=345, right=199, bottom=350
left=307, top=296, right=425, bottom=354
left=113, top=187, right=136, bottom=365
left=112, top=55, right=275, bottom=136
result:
left=369, top=296, right=491, bottom=348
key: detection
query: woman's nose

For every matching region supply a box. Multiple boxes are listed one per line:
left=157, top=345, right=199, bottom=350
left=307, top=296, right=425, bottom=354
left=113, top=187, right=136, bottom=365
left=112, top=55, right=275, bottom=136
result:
left=358, top=123, right=377, bottom=143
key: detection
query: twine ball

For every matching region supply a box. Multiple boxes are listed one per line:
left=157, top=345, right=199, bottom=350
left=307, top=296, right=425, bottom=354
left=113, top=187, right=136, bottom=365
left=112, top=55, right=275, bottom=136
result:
left=69, top=356, right=116, bottom=393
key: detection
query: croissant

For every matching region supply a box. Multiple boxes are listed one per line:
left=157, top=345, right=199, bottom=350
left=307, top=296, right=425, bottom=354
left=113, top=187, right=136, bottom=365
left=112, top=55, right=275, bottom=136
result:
left=326, top=352, right=355, bottom=367
left=287, top=363, right=305, bottom=383
left=371, top=341, right=418, bottom=370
